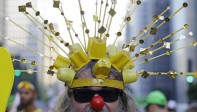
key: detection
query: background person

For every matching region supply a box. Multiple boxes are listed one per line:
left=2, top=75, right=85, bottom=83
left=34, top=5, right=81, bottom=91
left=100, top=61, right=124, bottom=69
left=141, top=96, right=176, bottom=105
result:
left=145, top=90, right=168, bottom=112
left=187, top=102, right=197, bottom=112
left=10, top=81, right=42, bottom=112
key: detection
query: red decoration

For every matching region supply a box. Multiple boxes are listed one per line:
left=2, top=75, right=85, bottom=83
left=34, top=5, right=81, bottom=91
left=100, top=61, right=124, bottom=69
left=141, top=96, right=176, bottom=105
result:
left=90, top=95, right=104, bottom=110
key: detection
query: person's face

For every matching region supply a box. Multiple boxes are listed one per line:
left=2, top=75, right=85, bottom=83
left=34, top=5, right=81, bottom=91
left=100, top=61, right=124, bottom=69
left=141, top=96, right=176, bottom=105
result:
left=19, top=88, right=35, bottom=106
left=70, top=68, right=122, bottom=112
left=71, top=87, right=120, bottom=112
left=149, top=104, right=168, bottom=112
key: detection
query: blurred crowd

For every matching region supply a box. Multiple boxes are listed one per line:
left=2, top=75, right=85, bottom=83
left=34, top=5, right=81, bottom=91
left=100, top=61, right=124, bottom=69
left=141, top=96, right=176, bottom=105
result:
left=6, top=81, right=197, bottom=112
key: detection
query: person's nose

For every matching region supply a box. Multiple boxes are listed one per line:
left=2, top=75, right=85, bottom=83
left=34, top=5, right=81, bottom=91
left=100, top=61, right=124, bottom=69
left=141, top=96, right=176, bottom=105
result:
left=90, top=94, right=104, bottom=111
left=20, top=92, right=26, bottom=98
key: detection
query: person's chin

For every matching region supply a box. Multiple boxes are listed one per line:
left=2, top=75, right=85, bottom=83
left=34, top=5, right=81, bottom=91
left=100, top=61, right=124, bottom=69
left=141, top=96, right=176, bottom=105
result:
left=21, top=102, right=28, bottom=106
left=83, top=105, right=110, bottom=112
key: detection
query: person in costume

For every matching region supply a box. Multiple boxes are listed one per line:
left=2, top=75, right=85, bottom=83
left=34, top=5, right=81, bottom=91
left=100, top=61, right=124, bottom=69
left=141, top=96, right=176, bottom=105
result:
left=0, top=1, right=196, bottom=112
left=55, top=61, right=138, bottom=112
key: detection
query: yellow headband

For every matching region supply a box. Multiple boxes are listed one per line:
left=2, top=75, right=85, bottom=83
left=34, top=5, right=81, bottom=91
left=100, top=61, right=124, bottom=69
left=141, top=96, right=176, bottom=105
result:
left=17, top=81, right=35, bottom=90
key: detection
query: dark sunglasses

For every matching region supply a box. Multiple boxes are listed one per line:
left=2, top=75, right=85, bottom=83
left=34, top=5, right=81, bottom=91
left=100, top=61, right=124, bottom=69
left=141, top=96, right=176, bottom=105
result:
left=72, top=87, right=122, bottom=103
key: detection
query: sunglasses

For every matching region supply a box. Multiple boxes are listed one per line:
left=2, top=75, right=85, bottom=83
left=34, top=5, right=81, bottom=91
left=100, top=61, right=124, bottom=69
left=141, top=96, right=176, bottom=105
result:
left=72, top=87, right=122, bottom=103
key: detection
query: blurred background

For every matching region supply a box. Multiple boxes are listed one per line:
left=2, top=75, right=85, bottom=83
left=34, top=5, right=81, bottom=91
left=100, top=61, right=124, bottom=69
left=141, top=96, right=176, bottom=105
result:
left=0, top=0, right=197, bottom=112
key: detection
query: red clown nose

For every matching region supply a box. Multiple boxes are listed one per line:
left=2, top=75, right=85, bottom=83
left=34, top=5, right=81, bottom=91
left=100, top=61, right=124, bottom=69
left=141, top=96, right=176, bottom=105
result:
left=90, top=95, right=104, bottom=111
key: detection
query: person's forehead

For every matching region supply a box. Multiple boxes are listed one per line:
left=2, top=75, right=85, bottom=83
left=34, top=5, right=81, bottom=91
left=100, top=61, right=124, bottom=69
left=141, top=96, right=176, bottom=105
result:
left=19, top=88, right=33, bottom=93
left=77, top=68, right=117, bottom=79
left=77, top=68, right=92, bottom=78
left=88, top=86, right=103, bottom=91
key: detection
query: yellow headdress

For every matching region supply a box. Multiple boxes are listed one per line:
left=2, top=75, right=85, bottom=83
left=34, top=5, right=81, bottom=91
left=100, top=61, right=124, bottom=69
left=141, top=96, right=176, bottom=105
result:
left=0, top=0, right=197, bottom=111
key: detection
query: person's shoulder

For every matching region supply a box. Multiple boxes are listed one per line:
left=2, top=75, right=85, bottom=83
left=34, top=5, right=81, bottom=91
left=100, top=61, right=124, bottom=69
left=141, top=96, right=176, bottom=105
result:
left=35, top=108, right=43, bottom=112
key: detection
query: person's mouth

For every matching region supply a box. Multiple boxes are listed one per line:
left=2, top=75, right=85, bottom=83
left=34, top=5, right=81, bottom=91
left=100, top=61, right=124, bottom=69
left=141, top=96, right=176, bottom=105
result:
left=84, top=105, right=110, bottom=112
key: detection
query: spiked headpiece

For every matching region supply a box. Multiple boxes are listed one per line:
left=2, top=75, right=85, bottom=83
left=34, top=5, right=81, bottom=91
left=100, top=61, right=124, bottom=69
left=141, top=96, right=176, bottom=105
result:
left=0, top=1, right=197, bottom=111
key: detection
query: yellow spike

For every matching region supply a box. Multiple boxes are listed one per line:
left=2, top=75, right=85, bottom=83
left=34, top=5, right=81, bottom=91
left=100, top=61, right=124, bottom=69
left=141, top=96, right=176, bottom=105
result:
left=145, top=71, right=194, bottom=76
left=31, top=7, right=45, bottom=21
left=101, top=0, right=109, bottom=27
left=5, top=17, right=56, bottom=51
left=71, top=28, right=86, bottom=50
left=23, top=12, right=45, bottom=28
left=157, top=3, right=187, bottom=29
left=136, top=43, right=194, bottom=66
left=0, top=35, right=53, bottom=60
left=94, top=0, right=98, bottom=37
left=159, top=6, right=171, bottom=17
left=99, top=0, right=109, bottom=38
left=146, top=25, right=187, bottom=49
left=117, top=3, right=139, bottom=38
left=9, top=13, right=68, bottom=56
left=97, top=0, right=104, bottom=38
left=13, top=58, right=49, bottom=68
left=58, top=6, right=75, bottom=45
left=127, top=6, right=171, bottom=46
left=105, top=4, right=116, bottom=38
left=23, top=12, right=69, bottom=56
left=169, top=3, right=187, bottom=19
left=77, top=0, right=90, bottom=39
left=14, top=69, right=51, bottom=75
